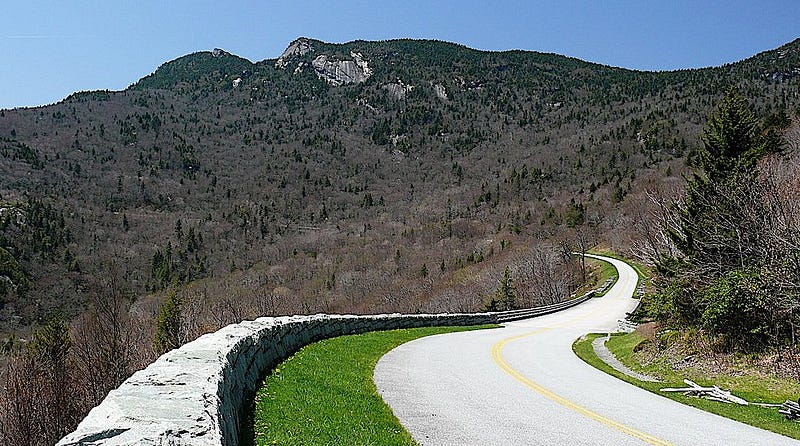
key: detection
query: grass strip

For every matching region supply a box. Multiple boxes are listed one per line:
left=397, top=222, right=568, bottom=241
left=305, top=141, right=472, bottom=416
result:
left=571, top=256, right=619, bottom=298
left=573, top=333, right=800, bottom=440
left=252, top=325, right=499, bottom=445
left=587, top=249, right=651, bottom=284
left=587, top=257, right=619, bottom=297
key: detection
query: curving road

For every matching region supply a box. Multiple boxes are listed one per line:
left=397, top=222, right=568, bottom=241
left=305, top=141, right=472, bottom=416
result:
left=374, top=255, right=799, bottom=445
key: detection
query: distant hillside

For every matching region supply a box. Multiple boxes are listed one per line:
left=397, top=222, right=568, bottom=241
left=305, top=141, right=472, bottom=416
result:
left=0, top=37, right=798, bottom=334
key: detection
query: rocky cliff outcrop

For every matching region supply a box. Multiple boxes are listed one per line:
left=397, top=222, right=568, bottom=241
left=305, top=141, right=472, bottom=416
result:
left=276, top=38, right=314, bottom=69
left=310, top=51, right=372, bottom=86
left=384, top=79, right=414, bottom=99
left=212, top=48, right=230, bottom=58
left=276, top=38, right=372, bottom=86
left=433, top=83, right=448, bottom=100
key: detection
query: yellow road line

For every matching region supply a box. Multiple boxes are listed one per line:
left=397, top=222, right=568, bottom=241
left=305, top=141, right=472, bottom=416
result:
left=490, top=268, right=673, bottom=445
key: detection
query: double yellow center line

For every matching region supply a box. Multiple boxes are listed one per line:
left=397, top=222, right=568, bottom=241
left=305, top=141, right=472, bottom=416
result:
left=491, top=330, right=671, bottom=445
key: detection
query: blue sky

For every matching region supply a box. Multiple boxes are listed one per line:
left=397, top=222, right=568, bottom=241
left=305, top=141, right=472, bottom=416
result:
left=1, top=1, right=798, bottom=109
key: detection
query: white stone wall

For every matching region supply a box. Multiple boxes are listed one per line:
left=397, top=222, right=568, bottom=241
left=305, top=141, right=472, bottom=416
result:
left=57, top=294, right=593, bottom=446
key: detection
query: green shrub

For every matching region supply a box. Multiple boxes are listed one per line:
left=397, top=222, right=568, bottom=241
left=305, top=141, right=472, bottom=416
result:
left=699, top=269, right=770, bottom=349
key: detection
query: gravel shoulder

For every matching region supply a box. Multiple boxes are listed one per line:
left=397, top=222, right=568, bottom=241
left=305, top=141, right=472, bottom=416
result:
left=592, top=336, right=660, bottom=382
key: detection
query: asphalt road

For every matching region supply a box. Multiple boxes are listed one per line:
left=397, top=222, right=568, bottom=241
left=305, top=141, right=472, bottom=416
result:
left=374, top=255, right=800, bottom=445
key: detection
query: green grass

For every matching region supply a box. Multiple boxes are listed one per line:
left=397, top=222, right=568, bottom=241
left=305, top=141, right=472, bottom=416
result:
left=251, top=325, right=499, bottom=445
left=573, top=333, right=800, bottom=439
left=587, top=257, right=618, bottom=297
left=572, top=256, right=619, bottom=298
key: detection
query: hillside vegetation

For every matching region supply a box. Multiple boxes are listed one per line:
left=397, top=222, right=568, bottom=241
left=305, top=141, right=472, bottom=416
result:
left=640, top=89, right=800, bottom=354
left=0, top=38, right=797, bottom=329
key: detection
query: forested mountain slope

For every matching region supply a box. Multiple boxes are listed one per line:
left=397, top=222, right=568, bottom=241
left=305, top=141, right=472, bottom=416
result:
left=0, top=37, right=798, bottom=335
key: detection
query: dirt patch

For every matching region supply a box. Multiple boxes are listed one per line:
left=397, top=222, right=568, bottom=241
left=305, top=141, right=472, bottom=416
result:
left=632, top=321, right=659, bottom=341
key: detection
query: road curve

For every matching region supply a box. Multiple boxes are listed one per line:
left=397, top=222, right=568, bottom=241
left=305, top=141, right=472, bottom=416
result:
left=374, top=255, right=799, bottom=445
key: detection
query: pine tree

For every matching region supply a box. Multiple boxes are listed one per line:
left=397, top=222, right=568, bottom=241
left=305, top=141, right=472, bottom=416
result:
left=697, top=89, right=769, bottom=181
left=654, top=89, right=784, bottom=348
left=29, top=314, right=71, bottom=367
left=667, top=88, right=776, bottom=265
left=153, top=291, right=182, bottom=354
left=485, top=267, right=517, bottom=311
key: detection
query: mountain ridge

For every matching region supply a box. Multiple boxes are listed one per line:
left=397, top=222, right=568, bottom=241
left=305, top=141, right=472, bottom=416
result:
left=4, top=37, right=798, bottom=111
left=0, top=35, right=797, bottom=338
left=102, top=36, right=799, bottom=99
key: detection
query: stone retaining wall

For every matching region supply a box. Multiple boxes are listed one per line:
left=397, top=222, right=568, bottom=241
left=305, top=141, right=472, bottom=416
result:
left=57, top=294, right=593, bottom=446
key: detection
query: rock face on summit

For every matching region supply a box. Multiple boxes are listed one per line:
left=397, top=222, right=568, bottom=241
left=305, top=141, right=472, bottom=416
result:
left=276, top=38, right=373, bottom=86
left=211, top=48, right=229, bottom=58
left=276, top=38, right=314, bottom=68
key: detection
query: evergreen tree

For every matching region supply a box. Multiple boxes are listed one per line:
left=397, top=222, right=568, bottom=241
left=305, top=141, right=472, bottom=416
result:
left=419, top=263, right=428, bottom=278
left=485, top=267, right=517, bottom=311
left=17, top=314, right=78, bottom=443
left=667, top=89, right=778, bottom=268
left=29, top=314, right=71, bottom=367
left=697, top=89, right=770, bottom=181
left=153, top=291, right=182, bottom=354
left=0, top=247, right=30, bottom=298
left=654, top=89, right=784, bottom=348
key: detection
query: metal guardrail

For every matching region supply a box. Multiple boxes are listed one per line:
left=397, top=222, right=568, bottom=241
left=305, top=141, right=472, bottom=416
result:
left=493, top=291, right=596, bottom=323
left=595, top=277, right=616, bottom=295
left=617, top=319, right=638, bottom=333
left=491, top=269, right=628, bottom=323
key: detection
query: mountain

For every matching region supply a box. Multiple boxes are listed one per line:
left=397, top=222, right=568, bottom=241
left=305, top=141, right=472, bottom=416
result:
left=0, top=37, right=798, bottom=336
left=133, top=48, right=254, bottom=90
